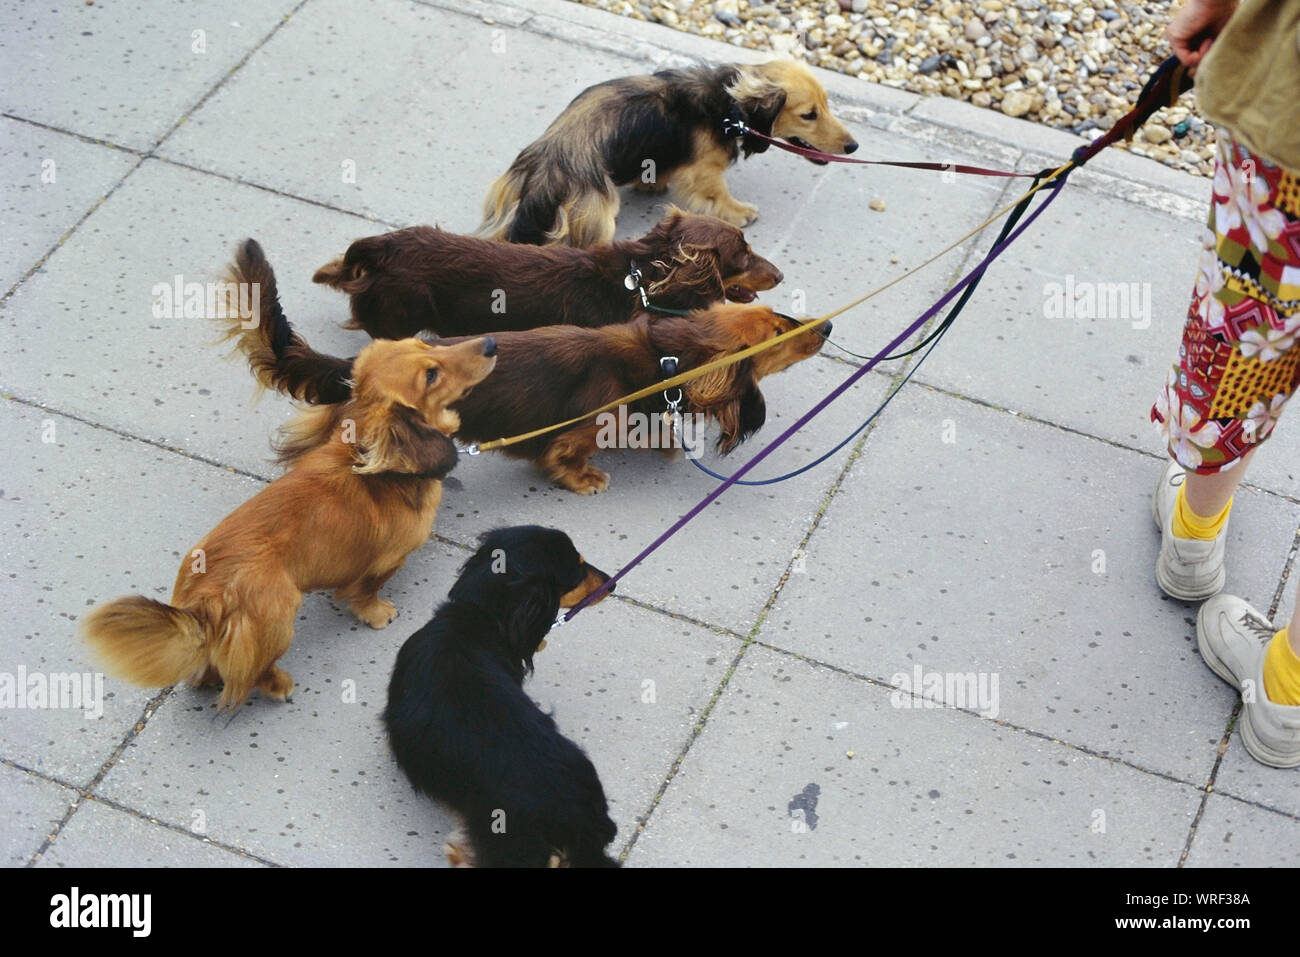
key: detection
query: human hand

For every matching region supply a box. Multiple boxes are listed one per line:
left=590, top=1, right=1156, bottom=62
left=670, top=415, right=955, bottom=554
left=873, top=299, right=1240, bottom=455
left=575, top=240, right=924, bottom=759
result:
left=1167, top=0, right=1240, bottom=70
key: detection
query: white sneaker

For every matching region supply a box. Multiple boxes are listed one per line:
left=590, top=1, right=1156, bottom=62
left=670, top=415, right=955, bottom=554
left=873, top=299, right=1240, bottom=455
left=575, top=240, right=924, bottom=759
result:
left=1151, top=461, right=1226, bottom=601
left=1197, top=595, right=1300, bottom=769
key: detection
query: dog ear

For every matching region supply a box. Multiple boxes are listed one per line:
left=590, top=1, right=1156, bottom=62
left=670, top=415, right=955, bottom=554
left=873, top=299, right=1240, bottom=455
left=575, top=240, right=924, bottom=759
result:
left=685, top=358, right=766, bottom=454
left=647, top=244, right=724, bottom=304
left=353, top=403, right=460, bottom=477
left=712, top=377, right=766, bottom=454
left=505, top=578, right=560, bottom=673
left=638, top=206, right=687, bottom=248
left=741, top=86, right=786, bottom=156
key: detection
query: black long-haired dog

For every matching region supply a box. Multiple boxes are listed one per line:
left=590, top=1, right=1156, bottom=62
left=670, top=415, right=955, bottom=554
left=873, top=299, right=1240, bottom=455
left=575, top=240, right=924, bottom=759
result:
left=383, top=526, right=619, bottom=867
left=479, top=59, right=858, bottom=246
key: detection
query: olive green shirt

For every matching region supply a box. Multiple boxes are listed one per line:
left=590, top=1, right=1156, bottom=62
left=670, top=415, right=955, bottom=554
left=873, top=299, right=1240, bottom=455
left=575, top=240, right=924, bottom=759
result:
left=1196, top=0, right=1300, bottom=172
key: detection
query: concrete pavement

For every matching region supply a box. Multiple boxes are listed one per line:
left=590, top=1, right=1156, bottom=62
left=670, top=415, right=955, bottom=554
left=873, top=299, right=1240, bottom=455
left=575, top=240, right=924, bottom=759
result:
left=2, top=0, right=1297, bottom=867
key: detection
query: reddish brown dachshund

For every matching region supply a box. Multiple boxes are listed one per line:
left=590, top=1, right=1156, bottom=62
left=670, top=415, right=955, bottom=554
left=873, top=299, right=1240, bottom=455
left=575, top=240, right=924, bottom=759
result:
left=312, top=207, right=783, bottom=340
left=223, top=240, right=825, bottom=494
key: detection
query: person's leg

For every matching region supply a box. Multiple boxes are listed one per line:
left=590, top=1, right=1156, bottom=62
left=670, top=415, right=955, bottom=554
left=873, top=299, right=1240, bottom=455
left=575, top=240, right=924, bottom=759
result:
left=1184, top=130, right=1300, bottom=764
left=1261, top=588, right=1300, bottom=706
left=1151, top=131, right=1299, bottom=600
left=1198, top=586, right=1300, bottom=767
left=1182, top=447, right=1254, bottom=517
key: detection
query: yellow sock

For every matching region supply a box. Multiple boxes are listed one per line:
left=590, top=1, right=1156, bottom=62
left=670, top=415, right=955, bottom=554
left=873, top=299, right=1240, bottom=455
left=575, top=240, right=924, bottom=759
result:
left=1171, top=485, right=1231, bottom=540
left=1263, top=627, right=1300, bottom=706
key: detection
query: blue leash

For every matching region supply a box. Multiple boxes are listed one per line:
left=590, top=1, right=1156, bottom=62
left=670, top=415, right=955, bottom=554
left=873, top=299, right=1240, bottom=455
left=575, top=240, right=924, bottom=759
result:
left=679, top=323, right=949, bottom=485
left=677, top=169, right=1047, bottom=487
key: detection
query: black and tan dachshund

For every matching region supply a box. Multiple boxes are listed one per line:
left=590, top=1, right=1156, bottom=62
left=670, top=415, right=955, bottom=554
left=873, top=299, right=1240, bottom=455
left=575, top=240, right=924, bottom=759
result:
left=383, top=526, right=618, bottom=867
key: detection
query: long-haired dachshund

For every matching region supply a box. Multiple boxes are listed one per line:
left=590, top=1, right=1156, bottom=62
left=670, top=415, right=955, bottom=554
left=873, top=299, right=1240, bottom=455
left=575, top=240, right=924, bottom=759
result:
left=312, top=207, right=782, bottom=339
left=219, top=241, right=827, bottom=494
left=82, top=310, right=497, bottom=709
left=479, top=59, right=858, bottom=246
left=384, top=526, right=617, bottom=867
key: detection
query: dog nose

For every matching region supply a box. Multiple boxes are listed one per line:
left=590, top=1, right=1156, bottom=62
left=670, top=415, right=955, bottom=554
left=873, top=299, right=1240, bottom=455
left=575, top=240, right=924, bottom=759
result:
left=482, top=337, right=497, bottom=357
left=821, top=320, right=833, bottom=336
left=844, top=140, right=859, bottom=154
left=772, top=268, right=784, bottom=285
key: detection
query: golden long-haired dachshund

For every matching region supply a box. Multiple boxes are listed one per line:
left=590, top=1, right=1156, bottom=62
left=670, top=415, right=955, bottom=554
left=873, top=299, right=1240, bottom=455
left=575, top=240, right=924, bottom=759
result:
left=82, top=315, right=497, bottom=709
left=479, top=59, right=858, bottom=246
left=218, top=241, right=827, bottom=494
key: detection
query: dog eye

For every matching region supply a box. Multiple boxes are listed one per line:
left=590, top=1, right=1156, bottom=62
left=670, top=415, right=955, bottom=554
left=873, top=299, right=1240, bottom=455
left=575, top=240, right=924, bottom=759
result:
left=425, top=367, right=439, bottom=385
left=801, top=110, right=818, bottom=121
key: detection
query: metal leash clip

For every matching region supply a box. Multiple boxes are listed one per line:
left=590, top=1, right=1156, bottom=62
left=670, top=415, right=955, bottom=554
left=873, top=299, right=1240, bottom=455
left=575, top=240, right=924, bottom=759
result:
left=458, top=443, right=480, bottom=456
left=721, top=114, right=750, bottom=139
left=625, top=259, right=649, bottom=308
left=659, top=356, right=682, bottom=409
left=660, top=355, right=683, bottom=441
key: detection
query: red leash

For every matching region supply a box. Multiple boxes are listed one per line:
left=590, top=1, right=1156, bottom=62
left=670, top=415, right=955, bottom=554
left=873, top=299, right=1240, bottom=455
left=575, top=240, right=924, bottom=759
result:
left=725, top=120, right=1037, bottom=177
left=725, top=55, right=1194, bottom=178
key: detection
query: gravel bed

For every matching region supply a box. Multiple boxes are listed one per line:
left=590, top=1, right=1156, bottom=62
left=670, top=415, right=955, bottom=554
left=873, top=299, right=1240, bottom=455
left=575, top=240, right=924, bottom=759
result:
left=568, top=0, right=1213, bottom=176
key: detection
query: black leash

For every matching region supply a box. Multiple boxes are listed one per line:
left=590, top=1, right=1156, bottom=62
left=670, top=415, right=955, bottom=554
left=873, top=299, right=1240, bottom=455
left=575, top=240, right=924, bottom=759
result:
left=679, top=170, right=1050, bottom=486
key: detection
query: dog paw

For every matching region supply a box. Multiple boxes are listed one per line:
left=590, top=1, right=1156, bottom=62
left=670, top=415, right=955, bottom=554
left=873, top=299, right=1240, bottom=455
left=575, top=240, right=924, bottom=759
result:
left=631, top=179, right=668, bottom=194
left=353, top=598, right=397, bottom=629
left=715, top=202, right=758, bottom=227
left=258, top=666, right=295, bottom=702
left=444, top=838, right=474, bottom=868
left=559, top=466, right=611, bottom=495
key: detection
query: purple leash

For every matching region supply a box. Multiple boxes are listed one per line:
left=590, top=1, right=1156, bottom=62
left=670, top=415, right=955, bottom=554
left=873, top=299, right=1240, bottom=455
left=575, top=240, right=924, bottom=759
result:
left=564, top=171, right=1070, bottom=622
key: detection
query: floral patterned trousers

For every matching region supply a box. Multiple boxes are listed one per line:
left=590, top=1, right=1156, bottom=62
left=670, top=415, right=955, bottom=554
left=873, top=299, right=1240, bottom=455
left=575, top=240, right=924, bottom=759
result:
left=1152, top=133, right=1300, bottom=473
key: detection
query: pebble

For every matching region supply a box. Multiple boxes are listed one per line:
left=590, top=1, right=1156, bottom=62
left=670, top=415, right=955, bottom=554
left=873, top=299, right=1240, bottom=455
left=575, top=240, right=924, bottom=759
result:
left=1001, top=89, right=1033, bottom=116
left=869, top=198, right=887, bottom=211
left=1142, top=123, right=1172, bottom=144
left=575, top=0, right=1214, bottom=177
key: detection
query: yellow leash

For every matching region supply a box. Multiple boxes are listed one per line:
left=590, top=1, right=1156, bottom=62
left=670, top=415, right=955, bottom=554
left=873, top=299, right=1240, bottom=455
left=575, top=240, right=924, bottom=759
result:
left=469, top=159, right=1074, bottom=454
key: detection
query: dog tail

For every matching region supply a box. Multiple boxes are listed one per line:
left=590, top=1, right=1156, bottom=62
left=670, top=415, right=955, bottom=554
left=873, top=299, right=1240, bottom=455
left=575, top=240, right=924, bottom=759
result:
left=220, top=238, right=354, bottom=404
left=82, top=596, right=209, bottom=690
